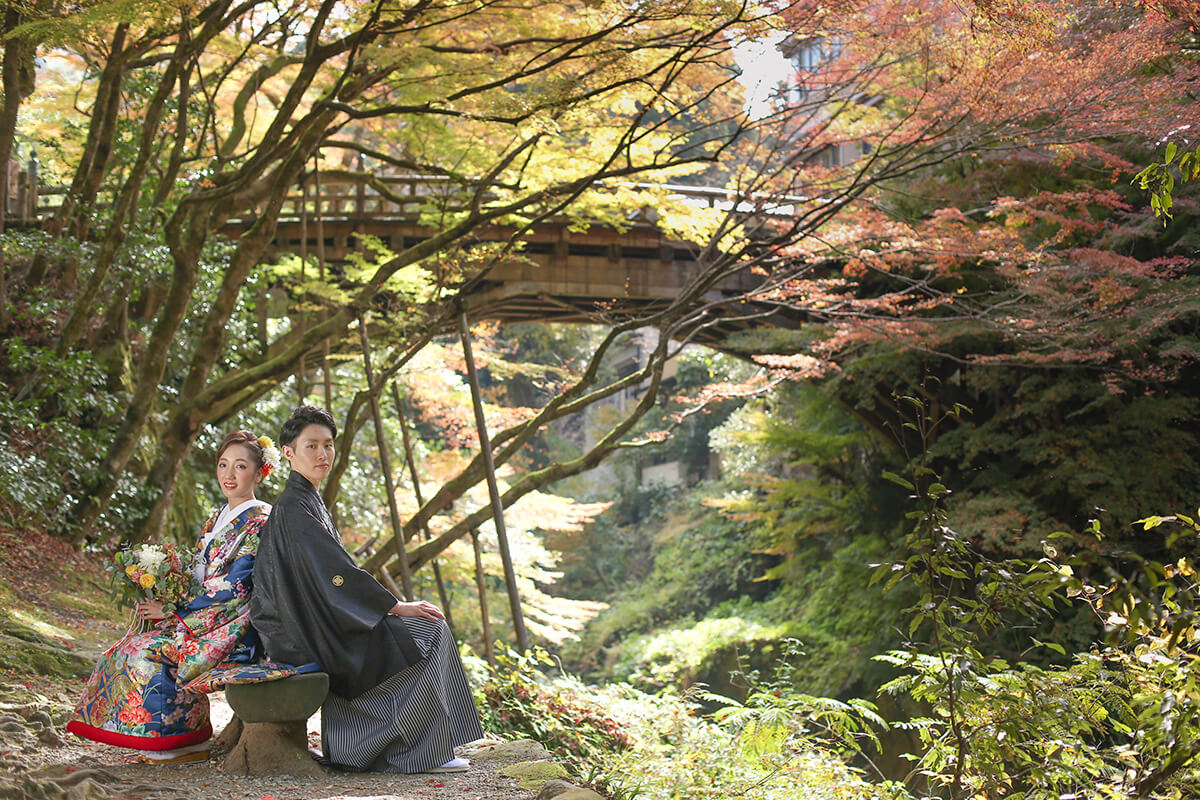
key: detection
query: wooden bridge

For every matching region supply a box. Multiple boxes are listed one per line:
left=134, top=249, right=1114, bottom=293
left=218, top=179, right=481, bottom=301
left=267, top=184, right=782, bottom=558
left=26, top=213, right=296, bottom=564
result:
left=249, top=174, right=793, bottom=344
left=16, top=164, right=798, bottom=345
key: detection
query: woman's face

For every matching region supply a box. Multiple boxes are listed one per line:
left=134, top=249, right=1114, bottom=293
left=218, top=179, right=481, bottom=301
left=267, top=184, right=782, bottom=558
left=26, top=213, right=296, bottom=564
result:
left=216, top=443, right=259, bottom=504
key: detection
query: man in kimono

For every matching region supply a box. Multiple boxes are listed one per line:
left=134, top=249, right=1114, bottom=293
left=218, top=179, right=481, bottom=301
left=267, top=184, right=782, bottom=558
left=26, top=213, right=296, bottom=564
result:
left=250, top=405, right=484, bottom=773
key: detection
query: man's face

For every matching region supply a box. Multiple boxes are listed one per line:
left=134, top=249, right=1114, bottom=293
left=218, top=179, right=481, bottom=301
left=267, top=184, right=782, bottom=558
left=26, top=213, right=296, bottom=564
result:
left=282, top=423, right=335, bottom=488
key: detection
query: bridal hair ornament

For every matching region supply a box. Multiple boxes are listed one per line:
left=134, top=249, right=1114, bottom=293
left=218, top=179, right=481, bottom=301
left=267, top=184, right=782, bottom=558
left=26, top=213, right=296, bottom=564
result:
left=258, top=435, right=281, bottom=480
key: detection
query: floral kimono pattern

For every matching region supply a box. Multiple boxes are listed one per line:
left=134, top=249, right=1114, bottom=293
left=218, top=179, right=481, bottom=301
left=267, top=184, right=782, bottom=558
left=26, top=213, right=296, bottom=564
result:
left=66, top=503, right=270, bottom=750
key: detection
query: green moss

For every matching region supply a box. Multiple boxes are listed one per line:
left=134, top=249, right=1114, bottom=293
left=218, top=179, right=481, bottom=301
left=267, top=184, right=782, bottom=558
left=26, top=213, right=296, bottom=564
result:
left=9, top=609, right=75, bottom=643
left=499, top=759, right=570, bottom=790
left=51, top=588, right=118, bottom=622
left=0, top=625, right=91, bottom=679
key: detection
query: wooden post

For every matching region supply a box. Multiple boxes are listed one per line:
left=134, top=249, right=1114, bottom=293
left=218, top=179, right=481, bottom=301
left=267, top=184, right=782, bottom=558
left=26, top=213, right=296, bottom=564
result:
left=25, top=151, right=35, bottom=220
left=470, top=529, right=495, bottom=667
left=391, top=381, right=456, bottom=632
left=15, top=168, right=25, bottom=223
left=458, top=301, right=529, bottom=652
left=358, top=313, right=414, bottom=600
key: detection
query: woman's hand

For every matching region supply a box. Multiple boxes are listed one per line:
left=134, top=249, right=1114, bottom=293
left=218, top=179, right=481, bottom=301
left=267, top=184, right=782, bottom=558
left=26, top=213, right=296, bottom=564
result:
left=136, top=600, right=166, bottom=621
left=387, top=600, right=445, bottom=621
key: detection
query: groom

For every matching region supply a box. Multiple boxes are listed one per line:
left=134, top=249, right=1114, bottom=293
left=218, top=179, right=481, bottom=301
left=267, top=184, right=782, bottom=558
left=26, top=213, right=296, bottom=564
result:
left=250, top=405, right=483, bottom=773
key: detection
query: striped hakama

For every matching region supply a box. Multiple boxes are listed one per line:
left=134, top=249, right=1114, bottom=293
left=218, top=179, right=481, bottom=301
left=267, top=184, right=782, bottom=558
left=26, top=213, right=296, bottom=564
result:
left=320, top=615, right=484, bottom=772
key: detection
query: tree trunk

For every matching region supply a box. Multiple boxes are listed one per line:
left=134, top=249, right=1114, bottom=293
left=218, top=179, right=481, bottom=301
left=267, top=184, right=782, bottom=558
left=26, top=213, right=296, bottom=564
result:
left=392, top=381, right=455, bottom=632
left=358, top=313, right=414, bottom=599
left=59, top=23, right=130, bottom=245
left=471, top=529, right=495, bottom=667
left=65, top=209, right=208, bottom=545
left=459, top=303, right=528, bottom=653
left=0, top=6, right=27, bottom=329
left=57, top=29, right=194, bottom=355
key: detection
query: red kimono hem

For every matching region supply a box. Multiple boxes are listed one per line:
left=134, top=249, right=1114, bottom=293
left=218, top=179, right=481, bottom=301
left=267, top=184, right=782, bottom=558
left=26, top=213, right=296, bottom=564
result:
left=65, top=720, right=212, bottom=751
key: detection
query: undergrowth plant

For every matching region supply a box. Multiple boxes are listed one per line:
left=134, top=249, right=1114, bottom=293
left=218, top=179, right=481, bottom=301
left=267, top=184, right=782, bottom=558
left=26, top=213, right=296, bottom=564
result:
left=478, top=647, right=631, bottom=771
left=874, top=393, right=1200, bottom=799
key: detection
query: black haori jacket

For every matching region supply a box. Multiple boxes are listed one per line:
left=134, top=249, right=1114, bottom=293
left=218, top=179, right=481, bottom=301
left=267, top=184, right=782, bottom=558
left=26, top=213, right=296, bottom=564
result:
left=250, top=470, right=421, bottom=699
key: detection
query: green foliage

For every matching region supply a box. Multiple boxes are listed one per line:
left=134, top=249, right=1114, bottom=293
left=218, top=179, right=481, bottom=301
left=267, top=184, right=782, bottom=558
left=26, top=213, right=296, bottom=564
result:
left=0, top=341, right=118, bottom=530
left=1134, top=141, right=1200, bottom=225
left=874, top=395, right=1200, bottom=798
left=570, top=381, right=913, bottom=697
left=706, top=640, right=888, bottom=765
left=929, top=373, right=1200, bottom=553
left=613, top=606, right=796, bottom=691
left=477, top=646, right=902, bottom=800
left=478, top=648, right=631, bottom=770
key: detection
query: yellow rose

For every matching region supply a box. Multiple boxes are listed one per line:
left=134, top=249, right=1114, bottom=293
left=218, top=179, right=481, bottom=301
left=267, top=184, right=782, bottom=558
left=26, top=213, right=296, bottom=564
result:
left=125, top=564, right=137, bottom=577
left=139, top=573, right=156, bottom=589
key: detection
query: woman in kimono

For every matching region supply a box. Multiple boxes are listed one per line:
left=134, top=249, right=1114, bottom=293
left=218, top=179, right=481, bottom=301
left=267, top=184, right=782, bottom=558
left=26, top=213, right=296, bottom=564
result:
left=67, top=430, right=279, bottom=763
left=251, top=405, right=484, bottom=773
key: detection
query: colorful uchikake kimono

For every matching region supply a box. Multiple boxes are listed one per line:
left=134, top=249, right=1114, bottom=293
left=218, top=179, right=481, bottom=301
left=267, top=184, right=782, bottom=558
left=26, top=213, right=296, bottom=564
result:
left=66, top=503, right=272, bottom=751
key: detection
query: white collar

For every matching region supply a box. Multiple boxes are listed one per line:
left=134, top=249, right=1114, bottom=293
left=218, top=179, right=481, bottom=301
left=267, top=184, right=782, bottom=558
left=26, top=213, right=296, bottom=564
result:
left=212, top=498, right=269, bottom=535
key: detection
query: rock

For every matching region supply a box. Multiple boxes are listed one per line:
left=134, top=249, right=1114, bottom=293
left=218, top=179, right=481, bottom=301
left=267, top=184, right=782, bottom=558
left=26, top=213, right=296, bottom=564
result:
left=26, top=711, right=53, bottom=730
left=0, top=633, right=92, bottom=680
left=36, top=729, right=63, bottom=747
left=551, top=790, right=605, bottom=800
left=213, top=714, right=243, bottom=751
left=499, top=760, right=569, bottom=791
left=221, top=721, right=326, bottom=778
left=537, top=779, right=579, bottom=799
left=464, top=738, right=552, bottom=763
left=63, top=779, right=108, bottom=800
left=0, top=773, right=111, bottom=800
left=0, top=725, right=38, bottom=752
left=224, top=673, right=329, bottom=723
left=221, top=674, right=329, bottom=778
left=42, top=769, right=117, bottom=789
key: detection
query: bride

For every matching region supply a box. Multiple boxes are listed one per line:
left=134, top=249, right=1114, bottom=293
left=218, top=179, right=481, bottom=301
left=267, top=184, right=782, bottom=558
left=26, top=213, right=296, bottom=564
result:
left=66, top=430, right=278, bottom=763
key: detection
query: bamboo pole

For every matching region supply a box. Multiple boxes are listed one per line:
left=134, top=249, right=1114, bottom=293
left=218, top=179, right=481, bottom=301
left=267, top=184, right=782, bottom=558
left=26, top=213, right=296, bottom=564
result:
left=391, top=381, right=456, bottom=632
left=358, top=313, right=414, bottom=600
left=470, top=529, right=495, bottom=667
left=458, top=300, right=529, bottom=652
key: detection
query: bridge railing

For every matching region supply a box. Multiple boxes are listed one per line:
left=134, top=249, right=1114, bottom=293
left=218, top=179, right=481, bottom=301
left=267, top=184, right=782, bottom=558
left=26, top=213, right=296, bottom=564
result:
left=16, top=170, right=803, bottom=226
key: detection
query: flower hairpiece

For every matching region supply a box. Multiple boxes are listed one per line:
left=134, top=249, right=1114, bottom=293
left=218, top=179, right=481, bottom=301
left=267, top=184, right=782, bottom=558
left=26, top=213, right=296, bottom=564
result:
left=258, top=435, right=281, bottom=480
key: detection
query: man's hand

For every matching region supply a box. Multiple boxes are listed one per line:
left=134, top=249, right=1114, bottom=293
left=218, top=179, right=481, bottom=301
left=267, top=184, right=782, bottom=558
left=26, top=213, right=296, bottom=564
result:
left=388, top=600, right=445, bottom=621
left=137, top=600, right=166, bottom=621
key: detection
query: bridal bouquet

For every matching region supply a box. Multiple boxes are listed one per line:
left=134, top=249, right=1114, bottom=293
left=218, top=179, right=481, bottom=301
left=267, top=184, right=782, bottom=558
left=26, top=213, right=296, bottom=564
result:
left=112, top=543, right=196, bottom=615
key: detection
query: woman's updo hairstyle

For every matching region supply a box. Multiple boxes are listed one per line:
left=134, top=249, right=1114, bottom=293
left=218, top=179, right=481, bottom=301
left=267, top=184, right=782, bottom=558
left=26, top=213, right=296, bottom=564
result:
left=216, top=430, right=265, bottom=473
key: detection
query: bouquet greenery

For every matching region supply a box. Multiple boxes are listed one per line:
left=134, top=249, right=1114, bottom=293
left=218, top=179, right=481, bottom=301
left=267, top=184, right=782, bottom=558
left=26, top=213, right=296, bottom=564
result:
left=111, top=542, right=196, bottom=617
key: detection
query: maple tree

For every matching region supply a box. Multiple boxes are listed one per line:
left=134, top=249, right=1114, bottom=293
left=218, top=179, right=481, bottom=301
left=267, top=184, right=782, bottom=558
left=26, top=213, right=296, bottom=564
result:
left=722, top=1, right=1199, bottom=442
left=0, top=0, right=1193, bottom=588
left=1, top=0, right=779, bottom=546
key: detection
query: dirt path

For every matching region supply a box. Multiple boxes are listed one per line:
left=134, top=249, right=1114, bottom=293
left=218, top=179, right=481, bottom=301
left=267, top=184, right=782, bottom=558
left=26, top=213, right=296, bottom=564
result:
left=2, top=676, right=553, bottom=800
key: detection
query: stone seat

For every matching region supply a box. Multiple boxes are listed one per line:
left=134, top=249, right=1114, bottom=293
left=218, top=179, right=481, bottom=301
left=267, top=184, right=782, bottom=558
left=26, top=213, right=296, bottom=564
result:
left=220, top=672, right=329, bottom=776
